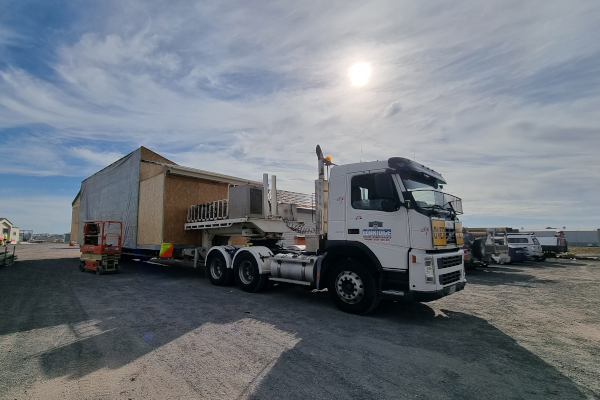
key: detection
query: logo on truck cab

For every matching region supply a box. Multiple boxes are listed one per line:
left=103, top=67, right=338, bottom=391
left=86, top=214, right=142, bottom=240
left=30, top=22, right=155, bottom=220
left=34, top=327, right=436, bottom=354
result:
left=363, top=229, right=391, bottom=242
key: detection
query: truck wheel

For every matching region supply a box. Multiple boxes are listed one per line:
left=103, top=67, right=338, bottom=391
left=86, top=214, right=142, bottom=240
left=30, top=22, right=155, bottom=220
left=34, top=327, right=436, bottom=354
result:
left=206, top=252, right=234, bottom=286
left=79, top=261, right=86, bottom=272
left=472, top=239, right=486, bottom=260
left=233, top=252, right=268, bottom=293
left=327, top=259, right=380, bottom=315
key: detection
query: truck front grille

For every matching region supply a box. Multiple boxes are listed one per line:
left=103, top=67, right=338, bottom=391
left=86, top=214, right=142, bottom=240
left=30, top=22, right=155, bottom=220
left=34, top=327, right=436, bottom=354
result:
left=439, top=270, right=461, bottom=286
left=437, top=255, right=462, bottom=270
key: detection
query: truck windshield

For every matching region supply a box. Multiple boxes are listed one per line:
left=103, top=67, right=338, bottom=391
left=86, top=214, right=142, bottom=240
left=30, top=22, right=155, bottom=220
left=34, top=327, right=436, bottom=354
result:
left=401, top=177, right=463, bottom=214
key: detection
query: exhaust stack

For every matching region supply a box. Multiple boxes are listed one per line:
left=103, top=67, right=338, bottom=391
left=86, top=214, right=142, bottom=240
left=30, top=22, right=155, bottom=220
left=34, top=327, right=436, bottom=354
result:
left=315, top=145, right=328, bottom=236
left=271, top=175, right=278, bottom=216
left=263, top=173, right=269, bottom=217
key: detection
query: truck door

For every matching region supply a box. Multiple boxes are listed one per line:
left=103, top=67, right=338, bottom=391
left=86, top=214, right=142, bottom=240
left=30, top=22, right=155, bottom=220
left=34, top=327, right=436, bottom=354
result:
left=346, top=172, right=410, bottom=270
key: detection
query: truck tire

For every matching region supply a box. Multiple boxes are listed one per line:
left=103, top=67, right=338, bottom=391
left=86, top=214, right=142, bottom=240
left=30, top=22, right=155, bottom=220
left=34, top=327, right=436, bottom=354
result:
left=206, top=251, right=233, bottom=286
left=327, top=259, right=380, bottom=315
left=472, top=239, right=486, bottom=260
left=233, top=252, right=268, bottom=293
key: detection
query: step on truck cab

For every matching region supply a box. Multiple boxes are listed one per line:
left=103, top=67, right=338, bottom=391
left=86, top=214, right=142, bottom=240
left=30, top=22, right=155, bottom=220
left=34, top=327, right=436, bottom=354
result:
left=185, top=145, right=466, bottom=315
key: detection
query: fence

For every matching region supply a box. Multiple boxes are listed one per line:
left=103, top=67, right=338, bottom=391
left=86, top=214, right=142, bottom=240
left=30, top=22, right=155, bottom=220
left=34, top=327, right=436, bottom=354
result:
left=0, top=246, right=17, bottom=267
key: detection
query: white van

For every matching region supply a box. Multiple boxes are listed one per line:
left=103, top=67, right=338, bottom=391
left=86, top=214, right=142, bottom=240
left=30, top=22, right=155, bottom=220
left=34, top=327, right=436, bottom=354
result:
left=505, top=234, right=543, bottom=261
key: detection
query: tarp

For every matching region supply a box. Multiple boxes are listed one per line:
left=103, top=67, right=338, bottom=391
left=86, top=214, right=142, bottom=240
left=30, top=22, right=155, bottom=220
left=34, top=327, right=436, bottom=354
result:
left=78, top=149, right=141, bottom=248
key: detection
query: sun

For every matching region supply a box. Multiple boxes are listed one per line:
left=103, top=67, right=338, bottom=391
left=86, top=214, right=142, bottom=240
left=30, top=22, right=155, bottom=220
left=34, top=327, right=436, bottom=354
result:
left=349, top=62, right=371, bottom=86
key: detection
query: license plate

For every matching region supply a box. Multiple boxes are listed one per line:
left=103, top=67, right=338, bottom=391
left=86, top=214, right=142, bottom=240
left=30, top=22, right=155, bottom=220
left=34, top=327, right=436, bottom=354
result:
left=448, top=284, right=456, bottom=294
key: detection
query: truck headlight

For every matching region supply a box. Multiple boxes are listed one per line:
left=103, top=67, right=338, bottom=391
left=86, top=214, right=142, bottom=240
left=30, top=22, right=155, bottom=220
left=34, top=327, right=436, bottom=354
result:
left=425, top=265, right=435, bottom=283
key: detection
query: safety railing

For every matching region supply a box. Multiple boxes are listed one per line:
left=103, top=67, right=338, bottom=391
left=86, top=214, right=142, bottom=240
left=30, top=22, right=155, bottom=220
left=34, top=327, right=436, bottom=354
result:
left=187, top=200, right=229, bottom=223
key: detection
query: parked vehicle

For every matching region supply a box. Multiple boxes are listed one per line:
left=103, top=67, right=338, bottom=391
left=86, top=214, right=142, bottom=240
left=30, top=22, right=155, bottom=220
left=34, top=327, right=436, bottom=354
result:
left=503, top=233, right=543, bottom=261
left=526, top=230, right=568, bottom=257
left=462, top=228, right=511, bottom=269
left=183, top=145, right=467, bottom=314
left=461, top=230, right=487, bottom=270
left=492, top=236, right=526, bottom=263
left=508, top=246, right=527, bottom=263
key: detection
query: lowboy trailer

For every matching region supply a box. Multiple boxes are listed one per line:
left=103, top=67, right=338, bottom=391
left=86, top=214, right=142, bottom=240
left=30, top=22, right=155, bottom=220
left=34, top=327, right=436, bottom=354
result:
left=185, top=145, right=467, bottom=315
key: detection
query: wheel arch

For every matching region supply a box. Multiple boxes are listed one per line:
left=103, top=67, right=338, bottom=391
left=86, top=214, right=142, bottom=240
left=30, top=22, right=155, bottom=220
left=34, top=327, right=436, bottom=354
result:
left=318, top=241, right=383, bottom=289
left=231, top=246, right=273, bottom=274
left=206, top=246, right=234, bottom=269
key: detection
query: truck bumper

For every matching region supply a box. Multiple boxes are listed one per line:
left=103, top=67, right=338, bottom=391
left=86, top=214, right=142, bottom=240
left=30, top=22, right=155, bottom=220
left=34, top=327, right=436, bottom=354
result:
left=381, top=281, right=466, bottom=302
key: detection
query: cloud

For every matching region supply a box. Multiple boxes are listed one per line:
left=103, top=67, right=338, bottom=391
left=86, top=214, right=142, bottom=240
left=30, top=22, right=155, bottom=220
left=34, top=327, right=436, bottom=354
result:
left=70, top=147, right=125, bottom=167
left=0, top=0, right=599, bottom=230
left=382, top=101, right=401, bottom=118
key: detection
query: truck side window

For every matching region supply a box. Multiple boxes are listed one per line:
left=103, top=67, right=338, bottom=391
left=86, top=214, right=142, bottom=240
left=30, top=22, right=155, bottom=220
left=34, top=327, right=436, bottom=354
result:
left=508, top=238, right=529, bottom=244
left=351, top=174, right=400, bottom=212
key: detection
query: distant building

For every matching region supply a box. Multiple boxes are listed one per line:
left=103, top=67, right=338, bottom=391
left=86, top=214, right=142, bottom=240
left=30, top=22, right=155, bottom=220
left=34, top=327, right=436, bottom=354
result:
left=527, top=228, right=599, bottom=247
left=563, top=230, right=600, bottom=247
left=0, top=218, right=19, bottom=244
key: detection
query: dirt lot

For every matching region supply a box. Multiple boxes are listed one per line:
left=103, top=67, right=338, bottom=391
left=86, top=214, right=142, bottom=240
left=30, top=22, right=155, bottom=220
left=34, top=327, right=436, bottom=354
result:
left=569, top=246, right=599, bottom=256
left=1, top=243, right=599, bottom=399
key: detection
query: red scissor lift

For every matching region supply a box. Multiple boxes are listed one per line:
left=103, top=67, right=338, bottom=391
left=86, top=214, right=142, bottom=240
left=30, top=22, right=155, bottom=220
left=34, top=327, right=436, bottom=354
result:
left=79, top=221, right=122, bottom=275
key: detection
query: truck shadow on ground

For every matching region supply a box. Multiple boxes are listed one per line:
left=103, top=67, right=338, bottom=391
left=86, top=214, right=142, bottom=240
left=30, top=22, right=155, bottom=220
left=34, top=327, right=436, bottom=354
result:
left=0, top=257, right=588, bottom=399
left=247, top=297, right=587, bottom=399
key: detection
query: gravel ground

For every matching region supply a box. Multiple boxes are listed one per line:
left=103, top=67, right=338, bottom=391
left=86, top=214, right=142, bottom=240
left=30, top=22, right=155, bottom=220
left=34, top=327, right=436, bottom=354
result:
left=0, top=243, right=598, bottom=399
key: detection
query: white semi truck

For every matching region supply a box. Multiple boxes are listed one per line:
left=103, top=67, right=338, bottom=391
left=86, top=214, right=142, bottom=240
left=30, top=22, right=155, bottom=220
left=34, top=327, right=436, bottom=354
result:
left=184, top=145, right=466, bottom=314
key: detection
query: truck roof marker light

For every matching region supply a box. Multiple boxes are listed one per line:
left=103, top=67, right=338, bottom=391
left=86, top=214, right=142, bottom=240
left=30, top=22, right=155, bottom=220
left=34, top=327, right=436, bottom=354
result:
left=412, top=255, right=417, bottom=263
left=325, top=156, right=332, bottom=163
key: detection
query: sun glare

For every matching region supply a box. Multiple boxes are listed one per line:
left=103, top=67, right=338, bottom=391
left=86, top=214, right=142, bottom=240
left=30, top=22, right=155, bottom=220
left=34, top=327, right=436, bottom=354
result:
left=349, top=62, right=371, bottom=86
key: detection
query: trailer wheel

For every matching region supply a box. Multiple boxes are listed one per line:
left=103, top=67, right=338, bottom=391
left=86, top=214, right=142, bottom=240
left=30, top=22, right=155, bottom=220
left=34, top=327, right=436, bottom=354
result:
left=79, top=261, right=86, bottom=272
left=206, top=252, right=233, bottom=286
left=233, top=252, right=268, bottom=293
left=327, top=259, right=380, bottom=315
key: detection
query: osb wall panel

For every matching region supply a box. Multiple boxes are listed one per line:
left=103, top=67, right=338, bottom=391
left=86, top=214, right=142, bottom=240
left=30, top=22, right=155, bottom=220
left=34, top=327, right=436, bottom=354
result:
left=163, top=174, right=230, bottom=245
left=140, top=147, right=176, bottom=165
left=71, top=205, right=79, bottom=243
left=230, top=236, right=248, bottom=245
left=137, top=173, right=165, bottom=245
left=140, top=161, right=168, bottom=181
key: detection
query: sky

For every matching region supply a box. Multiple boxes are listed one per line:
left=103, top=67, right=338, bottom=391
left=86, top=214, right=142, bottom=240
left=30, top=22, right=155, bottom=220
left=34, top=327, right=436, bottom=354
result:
left=0, top=0, right=599, bottom=234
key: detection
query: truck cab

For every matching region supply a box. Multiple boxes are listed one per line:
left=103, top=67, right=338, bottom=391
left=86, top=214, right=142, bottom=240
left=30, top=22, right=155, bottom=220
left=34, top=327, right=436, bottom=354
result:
left=316, top=151, right=466, bottom=313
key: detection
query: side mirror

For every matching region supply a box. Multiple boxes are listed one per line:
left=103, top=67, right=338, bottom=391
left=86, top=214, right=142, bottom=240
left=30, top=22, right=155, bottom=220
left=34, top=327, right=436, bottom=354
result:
left=375, top=173, right=394, bottom=199
left=380, top=199, right=397, bottom=212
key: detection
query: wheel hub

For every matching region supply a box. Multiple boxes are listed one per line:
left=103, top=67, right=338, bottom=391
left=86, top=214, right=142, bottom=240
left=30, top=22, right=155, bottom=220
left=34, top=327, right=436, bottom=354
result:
left=335, top=271, right=364, bottom=304
left=239, top=260, right=254, bottom=284
left=210, top=258, right=223, bottom=279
